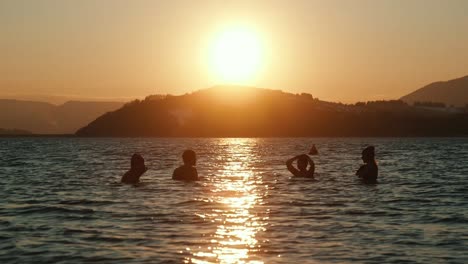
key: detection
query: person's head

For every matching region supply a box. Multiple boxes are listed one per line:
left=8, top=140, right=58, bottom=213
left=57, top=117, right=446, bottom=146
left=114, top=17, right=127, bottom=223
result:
left=361, top=146, right=375, bottom=163
left=309, top=144, right=318, bottom=155
left=182, top=149, right=196, bottom=166
left=297, top=154, right=309, bottom=171
left=131, top=153, right=145, bottom=170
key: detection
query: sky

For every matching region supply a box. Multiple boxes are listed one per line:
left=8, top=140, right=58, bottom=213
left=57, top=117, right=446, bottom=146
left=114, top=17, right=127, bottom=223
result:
left=1, top=0, right=468, bottom=103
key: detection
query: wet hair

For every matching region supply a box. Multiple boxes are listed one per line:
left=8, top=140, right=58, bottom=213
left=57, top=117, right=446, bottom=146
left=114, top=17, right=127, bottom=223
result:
left=182, top=149, right=196, bottom=165
left=297, top=154, right=308, bottom=170
left=131, top=153, right=145, bottom=169
left=362, top=146, right=375, bottom=160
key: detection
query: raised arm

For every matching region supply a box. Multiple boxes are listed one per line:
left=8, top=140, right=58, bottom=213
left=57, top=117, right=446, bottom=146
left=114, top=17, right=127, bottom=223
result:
left=286, top=155, right=299, bottom=167
left=305, top=155, right=315, bottom=175
left=286, top=155, right=301, bottom=175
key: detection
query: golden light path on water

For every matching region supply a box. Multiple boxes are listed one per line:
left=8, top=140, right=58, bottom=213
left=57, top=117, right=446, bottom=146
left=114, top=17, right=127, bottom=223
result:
left=187, top=138, right=268, bottom=264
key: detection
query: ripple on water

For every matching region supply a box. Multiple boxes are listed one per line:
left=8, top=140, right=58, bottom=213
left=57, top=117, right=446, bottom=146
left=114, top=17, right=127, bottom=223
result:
left=0, top=138, right=467, bottom=263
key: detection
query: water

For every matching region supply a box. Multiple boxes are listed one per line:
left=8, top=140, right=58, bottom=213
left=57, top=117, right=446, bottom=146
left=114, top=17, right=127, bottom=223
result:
left=1, top=138, right=467, bottom=263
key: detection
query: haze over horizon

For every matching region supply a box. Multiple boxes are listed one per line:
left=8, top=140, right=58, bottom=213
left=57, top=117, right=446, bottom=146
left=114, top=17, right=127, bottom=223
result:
left=2, top=0, right=468, bottom=103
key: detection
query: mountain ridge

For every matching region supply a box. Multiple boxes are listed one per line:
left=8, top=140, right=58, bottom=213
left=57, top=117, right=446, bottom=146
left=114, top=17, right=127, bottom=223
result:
left=76, top=86, right=468, bottom=137
left=0, top=99, right=124, bottom=134
left=401, top=75, right=468, bottom=106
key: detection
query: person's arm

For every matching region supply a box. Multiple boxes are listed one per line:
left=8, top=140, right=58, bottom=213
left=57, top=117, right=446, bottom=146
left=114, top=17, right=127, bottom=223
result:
left=356, top=165, right=367, bottom=178
left=305, top=155, right=315, bottom=176
left=193, top=167, right=199, bottom=181
left=286, top=155, right=300, bottom=176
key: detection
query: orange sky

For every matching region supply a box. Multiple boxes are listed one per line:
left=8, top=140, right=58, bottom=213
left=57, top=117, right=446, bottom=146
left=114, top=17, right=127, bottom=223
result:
left=1, top=0, right=468, bottom=103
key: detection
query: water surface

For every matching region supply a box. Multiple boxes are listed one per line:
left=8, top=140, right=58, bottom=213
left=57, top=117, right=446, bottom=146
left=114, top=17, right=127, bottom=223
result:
left=1, top=138, right=467, bottom=263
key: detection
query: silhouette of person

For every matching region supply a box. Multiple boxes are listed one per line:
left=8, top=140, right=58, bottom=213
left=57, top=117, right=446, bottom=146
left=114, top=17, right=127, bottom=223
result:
left=173, top=150, right=199, bottom=181
left=309, top=144, right=318, bottom=155
left=356, top=146, right=378, bottom=184
left=286, top=154, right=315, bottom=178
left=121, top=153, right=148, bottom=184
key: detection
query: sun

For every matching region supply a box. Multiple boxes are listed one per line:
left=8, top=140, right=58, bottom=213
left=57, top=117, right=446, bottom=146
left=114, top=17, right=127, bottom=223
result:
left=208, top=26, right=263, bottom=84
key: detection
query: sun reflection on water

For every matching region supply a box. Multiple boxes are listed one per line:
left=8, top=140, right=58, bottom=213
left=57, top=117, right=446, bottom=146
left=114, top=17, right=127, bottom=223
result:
left=187, top=138, right=267, bottom=264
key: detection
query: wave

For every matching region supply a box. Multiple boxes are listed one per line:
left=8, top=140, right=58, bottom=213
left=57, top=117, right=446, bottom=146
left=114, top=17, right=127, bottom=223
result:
left=13, top=205, right=95, bottom=216
left=58, top=200, right=113, bottom=206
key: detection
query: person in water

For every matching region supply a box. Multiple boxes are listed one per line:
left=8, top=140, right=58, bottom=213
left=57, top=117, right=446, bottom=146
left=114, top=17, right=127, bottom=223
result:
left=356, top=146, right=378, bottom=184
left=121, top=153, right=148, bottom=184
left=309, top=144, right=318, bottom=155
left=286, top=154, right=315, bottom=178
left=172, top=149, right=199, bottom=181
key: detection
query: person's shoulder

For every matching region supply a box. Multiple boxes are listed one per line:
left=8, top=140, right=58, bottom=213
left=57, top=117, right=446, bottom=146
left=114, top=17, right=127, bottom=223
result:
left=366, top=163, right=378, bottom=174
left=173, top=165, right=183, bottom=173
left=357, top=164, right=367, bottom=172
left=173, top=165, right=198, bottom=181
left=185, top=166, right=198, bottom=180
left=172, top=166, right=184, bottom=179
left=122, top=170, right=137, bottom=184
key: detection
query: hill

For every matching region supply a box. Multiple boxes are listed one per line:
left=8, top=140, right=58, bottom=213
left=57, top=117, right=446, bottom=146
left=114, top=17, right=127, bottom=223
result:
left=76, top=86, right=468, bottom=137
left=0, top=100, right=124, bottom=134
left=401, top=75, right=468, bottom=107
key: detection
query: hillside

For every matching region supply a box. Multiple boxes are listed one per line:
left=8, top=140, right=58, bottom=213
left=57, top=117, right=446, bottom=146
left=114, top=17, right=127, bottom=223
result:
left=0, top=100, right=124, bottom=134
left=76, top=86, right=468, bottom=137
left=401, top=75, right=468, bottom=107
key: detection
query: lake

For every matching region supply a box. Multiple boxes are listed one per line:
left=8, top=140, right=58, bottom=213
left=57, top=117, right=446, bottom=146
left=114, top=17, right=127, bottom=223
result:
left=1, top=138, right=467, bottom=263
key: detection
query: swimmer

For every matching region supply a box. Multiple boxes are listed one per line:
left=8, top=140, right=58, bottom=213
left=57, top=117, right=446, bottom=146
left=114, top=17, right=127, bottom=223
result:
left=286, top=154, right=315, bottom=178
left=309, top=144, right=318, bottom=155
left=172, top=149, right=199, bottom=181
left=121, top=153, right=148, bottom=184
left=356, top=146, right=378, bottom=184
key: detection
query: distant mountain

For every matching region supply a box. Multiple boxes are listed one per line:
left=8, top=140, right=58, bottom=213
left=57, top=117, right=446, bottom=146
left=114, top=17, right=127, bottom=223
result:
left=401, top=75, right=468, bottom=107
left=0, top=128, right=32, bottom=135
left=0, top=100, right=124, bottom=134
left=0, top=94, right=137, bottom=105
left=76, top=86, right=468, bottom=137
left=55, top=101, right=125, bottom=134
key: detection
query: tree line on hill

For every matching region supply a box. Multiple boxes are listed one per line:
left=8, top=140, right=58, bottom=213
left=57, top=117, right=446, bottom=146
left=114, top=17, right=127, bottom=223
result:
left=76, top=86, right=468, bottom=137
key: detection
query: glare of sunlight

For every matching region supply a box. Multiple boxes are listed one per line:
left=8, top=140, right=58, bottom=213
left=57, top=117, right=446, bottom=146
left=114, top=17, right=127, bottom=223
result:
left=208, top=26, right=263, bottom=85
left=188, top=138, right=267, bottom=264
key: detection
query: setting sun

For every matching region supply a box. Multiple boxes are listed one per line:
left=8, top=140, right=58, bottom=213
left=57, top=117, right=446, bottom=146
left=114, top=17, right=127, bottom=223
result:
left=208, top=26, right=263, bottom=84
